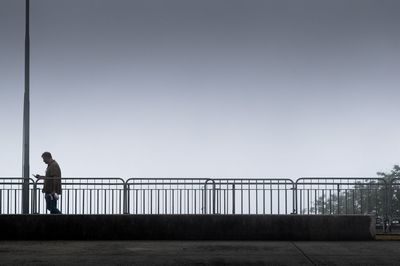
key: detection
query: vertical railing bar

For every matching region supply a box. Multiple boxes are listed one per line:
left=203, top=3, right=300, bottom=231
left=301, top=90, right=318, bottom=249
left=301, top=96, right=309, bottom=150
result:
left=360, top=189, right=363, bottom=214
left=187, top=188, right=190, bottom=214
left=142, top=189, right=145, bottom=214
left=209, top=184, right=212, bottom=214
left=299, top=189, right=303, bottom=214
left=171, top=188, right=174, bottom=214
left=96, top=189, right=99, bottom=215
left=90, top=189, right=92, bottom=214
left=224, top=186, right=227, bottom=214
left=285, top=183, right=288, bottom=214
left=112, top=189, right=115, bottom=215
left=104, top=189, right=107, bottom=214
left=248, top=180, right=250, bottom=214
left=150, top=189, right=153, bottom=215
left=164, top=188, right=167, bottom=214
left=74, top=189, right=78, bottom=214
left=255, top=182, right=258, bottom=215
left=0, top=190, right=2, bottom=214
left=241, top=182, right=243, bottom=214
left=270, top=183, right=272, bottom=215
left=369, top=184, right=373, bottom=214
left=193, top=188, right=196, bottom=215
left=217, top=187, right=220, bottom=214
left=7, top=189, right=10, bottom=214
left=14, top=189, right=17, bottom=214
left=127, top=183, right=131, bottom=214
left=337, top=184, right=340, bottom=214
left=157, top=189, right=160, bottom=214
left=38, top=187, right=41, bottom=214
left=135, top=183, right=139, bottom=215
left=375, top=187, right=378, bottom=216
left=179, top=189, right=182, bottom=214
left=279, top=185, right=282, bottom=214
left=232, top=184, right=236, bottom=214
left=119, top=188, right=122, bottom=214
left=263, top=182, right=265, bottom=215
left=314, top=189, right=317, bottom=214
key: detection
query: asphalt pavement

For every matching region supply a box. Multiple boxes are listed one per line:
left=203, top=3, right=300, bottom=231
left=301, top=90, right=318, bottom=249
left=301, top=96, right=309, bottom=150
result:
left=0, top=240, right=399, bottom=265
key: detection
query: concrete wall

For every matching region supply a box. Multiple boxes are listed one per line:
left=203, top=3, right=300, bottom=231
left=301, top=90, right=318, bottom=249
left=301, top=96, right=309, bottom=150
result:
left=0, top=215, right=375, bottom=240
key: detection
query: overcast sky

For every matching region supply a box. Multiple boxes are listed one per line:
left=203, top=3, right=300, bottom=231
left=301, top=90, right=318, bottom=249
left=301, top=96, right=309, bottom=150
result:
left=1, top=0, right=399, bottom=179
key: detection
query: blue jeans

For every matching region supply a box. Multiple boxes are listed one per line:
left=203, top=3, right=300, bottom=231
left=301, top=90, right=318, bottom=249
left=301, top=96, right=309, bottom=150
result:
left=45, top=194, right=61, bottom=214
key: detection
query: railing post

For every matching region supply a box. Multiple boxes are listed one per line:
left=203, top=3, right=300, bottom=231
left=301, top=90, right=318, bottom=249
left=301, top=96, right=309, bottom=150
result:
left=292, top=182, right=297, bottom=214
left=123, top=182, right=129, bottom=214
left=203, top=184, right=206, bottom=214
left=203, top=179, right=216, bottom=214
left=212, top=180, right=216, bottom=214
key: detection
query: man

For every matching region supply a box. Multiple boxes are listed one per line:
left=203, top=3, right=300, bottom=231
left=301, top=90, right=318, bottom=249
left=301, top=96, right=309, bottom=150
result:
left=34, top=152, right=62, bottom=214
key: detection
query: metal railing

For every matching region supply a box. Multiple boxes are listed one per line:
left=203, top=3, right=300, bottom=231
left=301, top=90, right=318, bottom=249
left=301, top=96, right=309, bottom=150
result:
left=0, top=178, right=36, bottom=214
left=33, top=177, right=125, bottom=214
left=0, top=177, right=399, bottom=223
left=126, top=178, right=213, bottom=214
left=295, top=177, right=387, bottom=217
left=212, top=179, right=295, bottom=215
left=125, top=178, right=295, bottom=215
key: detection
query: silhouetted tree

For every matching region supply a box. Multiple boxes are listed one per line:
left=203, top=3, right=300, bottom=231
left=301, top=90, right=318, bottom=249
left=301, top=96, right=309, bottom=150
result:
left=378, top=165, right=400, bottom=218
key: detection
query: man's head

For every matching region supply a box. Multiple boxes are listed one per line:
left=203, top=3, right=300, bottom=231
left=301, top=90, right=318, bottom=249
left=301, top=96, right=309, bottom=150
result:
left=41, top=152, right=53, bottom=164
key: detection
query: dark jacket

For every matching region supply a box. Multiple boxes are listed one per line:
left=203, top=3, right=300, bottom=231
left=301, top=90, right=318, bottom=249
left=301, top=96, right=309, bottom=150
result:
left=43, top=160, right=62, bottom=194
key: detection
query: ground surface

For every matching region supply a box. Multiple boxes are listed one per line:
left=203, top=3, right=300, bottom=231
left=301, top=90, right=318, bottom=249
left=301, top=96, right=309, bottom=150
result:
left=1, top=240, right=400, bottom=265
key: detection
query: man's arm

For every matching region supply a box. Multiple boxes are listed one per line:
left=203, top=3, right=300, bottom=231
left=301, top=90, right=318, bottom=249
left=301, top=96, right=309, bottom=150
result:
left=34, top=173, right=58, bottom=194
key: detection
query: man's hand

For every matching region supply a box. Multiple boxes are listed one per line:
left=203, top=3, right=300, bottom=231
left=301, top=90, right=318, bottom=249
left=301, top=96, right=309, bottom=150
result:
left=33, top=174, right=42, bottom=179
left=52, top=192, right=59, bottom=200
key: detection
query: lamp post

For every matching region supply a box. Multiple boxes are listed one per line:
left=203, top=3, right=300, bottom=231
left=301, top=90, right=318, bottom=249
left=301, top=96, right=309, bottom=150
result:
left=22, top=0, right=30, bottom=214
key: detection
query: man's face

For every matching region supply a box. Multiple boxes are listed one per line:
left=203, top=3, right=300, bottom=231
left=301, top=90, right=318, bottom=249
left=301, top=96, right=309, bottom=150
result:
left=42, top=156, right=51, bottom=164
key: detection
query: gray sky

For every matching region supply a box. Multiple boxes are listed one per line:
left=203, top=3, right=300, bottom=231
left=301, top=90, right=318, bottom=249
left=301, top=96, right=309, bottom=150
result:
left=1, top=0, right=399, bottom=179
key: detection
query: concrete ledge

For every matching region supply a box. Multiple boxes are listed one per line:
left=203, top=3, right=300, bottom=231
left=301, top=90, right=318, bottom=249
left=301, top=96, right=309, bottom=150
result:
left=0, top=215, right=375, bottom=240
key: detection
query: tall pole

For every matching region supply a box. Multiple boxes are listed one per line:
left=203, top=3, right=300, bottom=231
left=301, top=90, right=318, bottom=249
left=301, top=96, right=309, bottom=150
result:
left=22, top=0, right=30, bottom=214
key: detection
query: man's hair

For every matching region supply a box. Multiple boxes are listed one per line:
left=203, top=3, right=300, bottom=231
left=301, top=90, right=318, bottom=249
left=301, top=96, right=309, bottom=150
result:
left=41, top=152, right=52, bottom=159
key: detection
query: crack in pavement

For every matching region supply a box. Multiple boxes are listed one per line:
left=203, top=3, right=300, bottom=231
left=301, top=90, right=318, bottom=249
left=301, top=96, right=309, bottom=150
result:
left=291, top=242, right=316, bottom=266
